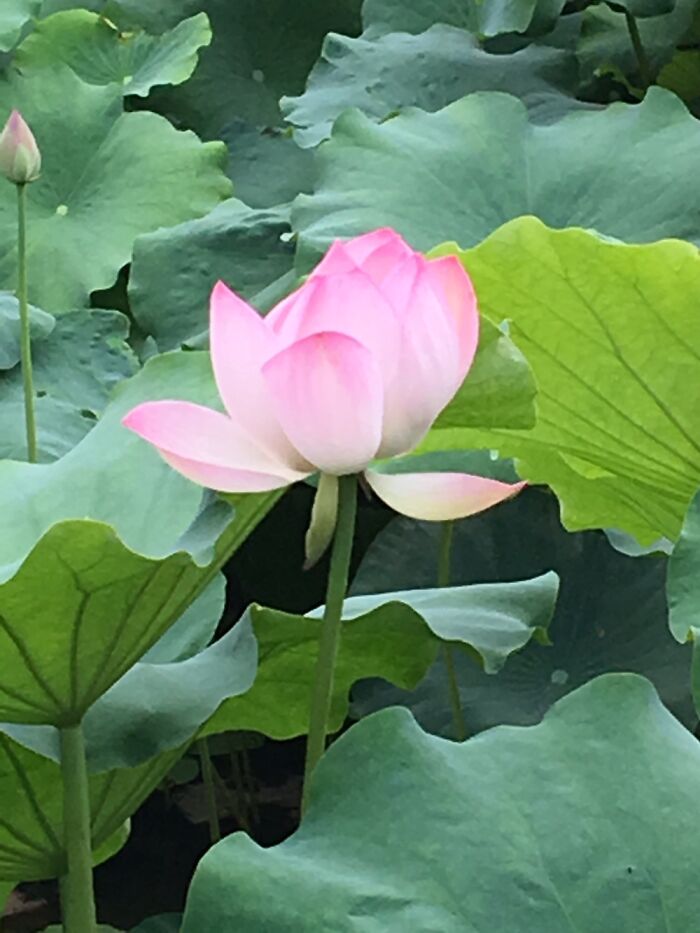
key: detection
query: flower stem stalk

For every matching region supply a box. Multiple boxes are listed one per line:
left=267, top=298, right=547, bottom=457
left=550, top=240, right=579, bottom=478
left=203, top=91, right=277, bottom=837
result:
left=302, top=473, right=357, bottom=814
left=59, top=724, right=97, bottom=933
left=624, top=11, right=652, bottom=90
left=197, top=737, right=222, bottom=844
left=17, top=182, right=37, bottom=463
left=438, top=521, right=468, bottom=742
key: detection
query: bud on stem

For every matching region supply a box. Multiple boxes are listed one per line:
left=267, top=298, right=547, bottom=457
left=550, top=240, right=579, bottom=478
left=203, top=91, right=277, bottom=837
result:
left=0, top=110, right=41, bottom=185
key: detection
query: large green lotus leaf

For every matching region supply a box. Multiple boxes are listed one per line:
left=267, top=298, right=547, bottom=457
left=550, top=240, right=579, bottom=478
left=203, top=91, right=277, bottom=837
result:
left=310, top=574, right=557, bottom=673
left=361, top=0, right=478, bottom=35
left=220, top=120, right=315, bottom=209
left=428, top=220, right=700, bottom=544
left=202, top=605, right=434, bottom=741
left=0, top=66, right=230, bottom=310
left=7, top=575, right=217, bottom=774
left=0, top=0, right=39, bottom=51
left=667, top=489, right=700, bottom=644
left=0, top=728, right=181, bottom=881
left=3, top=600, right=257, bottom=771
left=81, top=614, right=258, bottom=771
left=292, top=88, right=700, bottom=265
left=15, top=10, right=211, bottom=96
left=203, top=573, right=556, bottom=740
left=362, top=0, right=568, bottom=37
left=578, top=0, right=695, bottom=81
left=0, top=309, right=138, bottom=461
left=183, top=675, right=700, bottom=932
left=0, top=291, right=54, bottom=369
left=351, top=489, right=692, bottom=736
left=282, top=26, right=583, bottom=148
left=0, top=588, right=257, bottom=880
left=149, top=0, right=362, bottom=138
left=0, top=354, right=278, bottom=723
left=129, top=200, right=295, bottom=351
left=3, top=573, right=227, bottom=748
left=0, top=516, right=229, bottom=725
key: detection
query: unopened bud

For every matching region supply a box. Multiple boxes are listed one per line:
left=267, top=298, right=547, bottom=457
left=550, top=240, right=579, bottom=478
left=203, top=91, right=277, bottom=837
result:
left=0, top=110, right=41, bottom=184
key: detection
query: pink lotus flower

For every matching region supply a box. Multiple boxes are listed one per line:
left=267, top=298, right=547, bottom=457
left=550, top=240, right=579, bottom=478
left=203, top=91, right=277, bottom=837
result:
left=0, top=110, right=41, bottom=184
left=123, top=229, right=524, bottom=521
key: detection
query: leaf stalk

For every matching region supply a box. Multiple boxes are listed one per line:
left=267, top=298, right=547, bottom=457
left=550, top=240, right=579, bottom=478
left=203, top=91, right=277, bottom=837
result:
left=59, top=723, right=97, bottom=933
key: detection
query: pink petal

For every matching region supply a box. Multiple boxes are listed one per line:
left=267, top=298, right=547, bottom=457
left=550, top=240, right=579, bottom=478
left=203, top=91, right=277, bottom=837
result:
left=209, top=281, right=309, bottom=470
left=306, top=240, right=362, bottom=277
left=262, top=331, right=383, bottom=474
left=122, top=400, right=308, bottom=492
left=155, top=452, right=297, bottom=492
left=364, top=470, right=527, bottom=521
left=425, top=255, right=479, bottom=376
left=311, top=228, right=415, bottom=283
left=265, top=270, right=401, bottom=384
left=155, top=452, right=295, bottom=492
left=377, top=257, right=467, bottom=457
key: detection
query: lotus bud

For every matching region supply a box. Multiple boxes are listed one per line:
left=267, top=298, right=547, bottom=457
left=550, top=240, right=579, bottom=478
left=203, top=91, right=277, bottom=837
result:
left=0, top=110, right=41, bottom=184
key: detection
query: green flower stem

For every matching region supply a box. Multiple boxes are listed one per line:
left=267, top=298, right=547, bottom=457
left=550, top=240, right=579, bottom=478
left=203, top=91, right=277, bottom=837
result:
left=59, top=724, right=97, bottom=933
left=443, top=646, right=467, bottom=741
left=16, top=182, right=37, bottom=463
left=228, top=750, right=249, bottom=829
left=220, top=752, right=249, bottom=832
left=302, top=473, right=358, bottom=814
left=240, top=748, right=259, bottom=824
left=197, top=738, right=222, bottom=844
left=438, top=521, right=468, bottom=742
left=437, top=519, right=454, bottom=588
left=624, top=11, right=652, bottom=90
